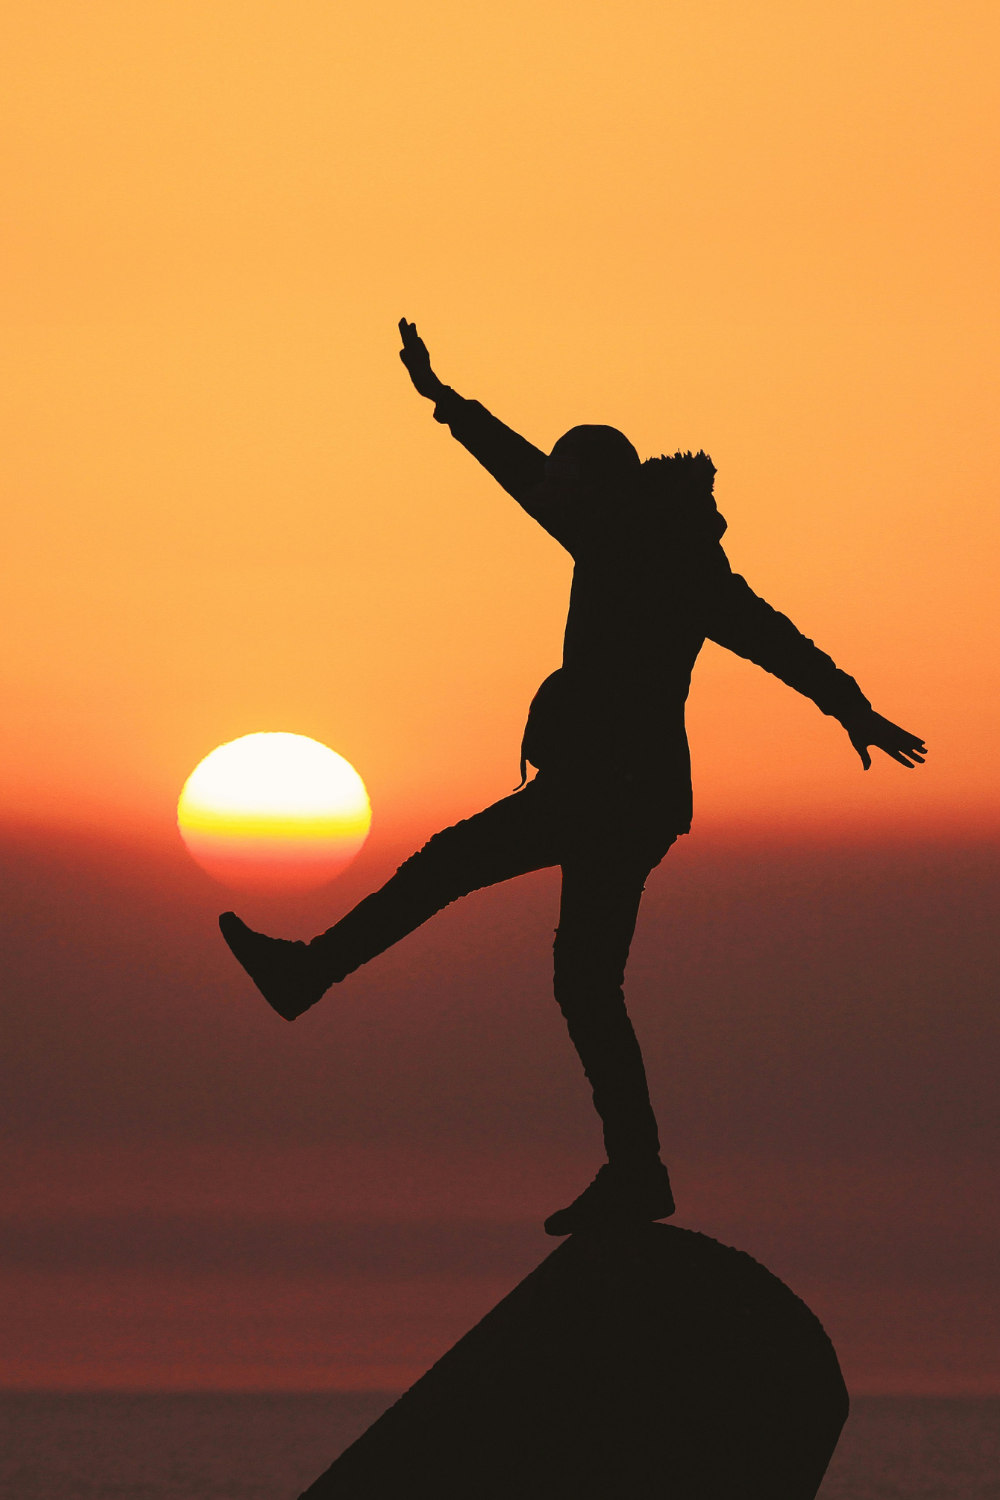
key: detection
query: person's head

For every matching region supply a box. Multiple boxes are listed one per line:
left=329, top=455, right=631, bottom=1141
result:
left=545, top=424, right=642, bottom=498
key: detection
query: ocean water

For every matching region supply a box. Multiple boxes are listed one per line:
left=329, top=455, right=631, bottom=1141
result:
left=0, top=1393, right=997, bottom=1499
left=0, top=1393, right=392, bottom=1500
left=820, top=1399, right=1000, bottom=1500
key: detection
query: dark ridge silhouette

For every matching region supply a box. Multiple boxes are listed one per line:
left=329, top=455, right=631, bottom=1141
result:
left=299, top=1225, right=849, bottom=1500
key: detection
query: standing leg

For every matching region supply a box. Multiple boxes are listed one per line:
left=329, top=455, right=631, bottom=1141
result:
left=552, top=858, right=662, bottom=1166
left=220, top=780, right=561, bottom=1019
left=543, top=840, right=677, bottom=1234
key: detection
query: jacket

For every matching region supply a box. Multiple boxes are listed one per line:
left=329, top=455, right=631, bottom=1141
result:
left=434, top=388, right=870, bottom=833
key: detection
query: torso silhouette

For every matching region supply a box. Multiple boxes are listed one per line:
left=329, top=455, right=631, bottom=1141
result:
left=434, top=387, right=870, bottom=830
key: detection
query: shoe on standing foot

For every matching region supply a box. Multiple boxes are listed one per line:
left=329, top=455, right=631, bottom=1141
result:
left=218, top=912, right=335, bottom=1021
left=543, top=1160, right=675, bottom=1237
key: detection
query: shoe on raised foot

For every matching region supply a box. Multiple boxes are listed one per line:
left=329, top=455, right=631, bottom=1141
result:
left=543, top=1160, right=675, bottom=1237
left=219, top=912, right=334, bottom=1021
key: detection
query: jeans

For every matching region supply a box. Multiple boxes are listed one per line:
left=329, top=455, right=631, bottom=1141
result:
left=314, top=776, right=677, bottom=1165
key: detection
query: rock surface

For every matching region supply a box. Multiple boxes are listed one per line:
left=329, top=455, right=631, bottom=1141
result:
left=299, top=1224, right=849, bottom=1499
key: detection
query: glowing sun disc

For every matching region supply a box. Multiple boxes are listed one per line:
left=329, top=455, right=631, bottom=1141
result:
left=178, top=732, right=371, bottom=892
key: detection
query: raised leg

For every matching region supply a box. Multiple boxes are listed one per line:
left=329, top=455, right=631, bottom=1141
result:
left=310, top=779, right=561, bottom=980
left=221, top=781, right=561, bottom=1018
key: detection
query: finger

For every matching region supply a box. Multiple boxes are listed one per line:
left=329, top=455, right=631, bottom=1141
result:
left=889, top=741, right=925, bottom=763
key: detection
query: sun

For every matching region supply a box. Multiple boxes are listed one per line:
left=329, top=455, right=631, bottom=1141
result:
left=177, top=732, right=371, bottom=892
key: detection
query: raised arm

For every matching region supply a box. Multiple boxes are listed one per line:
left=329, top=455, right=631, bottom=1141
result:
left=702, top=551, right=926, bottom=770
left=398, top=319, right=568, bottom=546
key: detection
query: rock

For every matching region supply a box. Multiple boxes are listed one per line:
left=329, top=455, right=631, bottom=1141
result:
left=299, top=1224, right=849, bottom=1499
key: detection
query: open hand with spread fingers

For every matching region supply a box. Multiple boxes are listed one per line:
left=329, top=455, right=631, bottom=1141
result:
left=398, top=318, right=447, bottom=402
left=844, top=709, right=927, bottom=770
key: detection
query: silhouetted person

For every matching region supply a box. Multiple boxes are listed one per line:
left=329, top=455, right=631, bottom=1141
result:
left=220, top=320, right=926, bottom=1235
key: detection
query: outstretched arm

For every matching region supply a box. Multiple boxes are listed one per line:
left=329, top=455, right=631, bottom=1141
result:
left=703, top=554, right=926, bottom=771
left=398, top=319, right=568, bottom=546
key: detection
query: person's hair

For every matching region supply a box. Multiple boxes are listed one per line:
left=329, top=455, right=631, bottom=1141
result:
left=551, top=425, right=642, bottom=484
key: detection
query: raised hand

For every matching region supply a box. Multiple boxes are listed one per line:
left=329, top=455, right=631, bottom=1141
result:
left=845, top=709, right=927, bottom=770
left=398, top=318, right=446, bottom=401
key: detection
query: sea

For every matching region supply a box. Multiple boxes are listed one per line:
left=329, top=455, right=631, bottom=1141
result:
left=0, top=1392, right=997, bottom=1499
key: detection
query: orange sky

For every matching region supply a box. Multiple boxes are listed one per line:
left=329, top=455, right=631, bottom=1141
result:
left=1, top=0, right=996, bottom=846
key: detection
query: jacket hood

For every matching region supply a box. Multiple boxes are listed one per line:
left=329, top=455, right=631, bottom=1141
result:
left=640, top=451, right=727, bottom=541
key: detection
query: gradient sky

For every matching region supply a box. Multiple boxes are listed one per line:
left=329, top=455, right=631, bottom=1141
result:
left=2, top=0, right=997, bottom=839
left=1, top=0, right=998, bottom=1397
